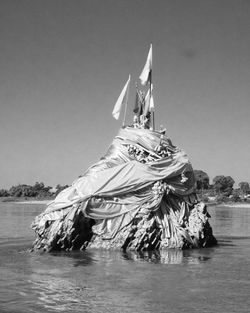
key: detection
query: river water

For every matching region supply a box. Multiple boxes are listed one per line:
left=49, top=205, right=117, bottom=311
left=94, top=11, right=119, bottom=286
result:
left=0, top=202, right=250, bottom=313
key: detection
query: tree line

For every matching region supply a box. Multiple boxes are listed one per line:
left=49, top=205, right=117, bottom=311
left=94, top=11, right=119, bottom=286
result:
left=0, top=170, right=249, bottom=202
left=0, top=182, right=69, bottom=199
left=194, top=170, right=250, bottom=203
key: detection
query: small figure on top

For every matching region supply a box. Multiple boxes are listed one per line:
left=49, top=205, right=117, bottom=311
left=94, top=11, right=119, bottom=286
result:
left=133, top=115, right=140, bottom=128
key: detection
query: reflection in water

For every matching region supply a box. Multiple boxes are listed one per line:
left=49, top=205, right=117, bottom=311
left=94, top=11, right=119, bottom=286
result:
left=34, top=248, right=213, bottom=267
left=55, top=248, right=213, bottom=266
left=217, top=238, right=235, bottom=247
left=50, top=250, right=96, bottom=267
left=122, top=249, right=212, bottom=264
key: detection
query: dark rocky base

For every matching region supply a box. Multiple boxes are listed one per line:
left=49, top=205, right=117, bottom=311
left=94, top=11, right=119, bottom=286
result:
left=31, top=198, right=217, bottom=253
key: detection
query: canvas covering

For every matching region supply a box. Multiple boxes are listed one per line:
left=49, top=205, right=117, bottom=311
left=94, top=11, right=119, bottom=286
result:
left=39, top=127, right=195, bottom=221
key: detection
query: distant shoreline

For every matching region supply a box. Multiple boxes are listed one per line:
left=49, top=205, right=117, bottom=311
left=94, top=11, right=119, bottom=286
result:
left=1, top=197, right=250, bottom=209
left=205, top=201, right=250, bottom=209
left=220, top=202, right=250, bottom=209
left=0, top=197, right=52, bottom=205
left=14, top=200, right=51, bottom=204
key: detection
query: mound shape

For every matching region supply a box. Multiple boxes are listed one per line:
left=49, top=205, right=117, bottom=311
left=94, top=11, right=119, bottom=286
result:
left=31, top=127, right=217, bottom=251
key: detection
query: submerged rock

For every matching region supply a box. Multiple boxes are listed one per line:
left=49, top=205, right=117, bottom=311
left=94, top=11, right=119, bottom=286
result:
left=31, top=127, right=217, bottom=252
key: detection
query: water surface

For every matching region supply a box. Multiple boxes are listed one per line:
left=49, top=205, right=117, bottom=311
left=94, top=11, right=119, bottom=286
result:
left=0, top=202, right=250, bottom=313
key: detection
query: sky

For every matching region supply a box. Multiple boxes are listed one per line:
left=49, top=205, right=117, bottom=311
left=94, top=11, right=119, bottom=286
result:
left=0, top=0, right=250, bottom=189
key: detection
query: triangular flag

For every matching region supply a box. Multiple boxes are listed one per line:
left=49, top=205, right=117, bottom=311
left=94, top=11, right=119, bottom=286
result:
left=143, top=88, right=150, bottom=116
left=112, top=75, right=130, bottom=120
left=149, top=95, right=154, bottom=112
left=139, top=44, right=152, bottom=86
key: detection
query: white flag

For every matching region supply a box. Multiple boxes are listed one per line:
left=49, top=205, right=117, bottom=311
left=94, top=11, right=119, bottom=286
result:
left=112, top=75, right=130, bottom=120
left=149, top=95, right=154, bottom=112
left=139, top=44, right=152, bottom=85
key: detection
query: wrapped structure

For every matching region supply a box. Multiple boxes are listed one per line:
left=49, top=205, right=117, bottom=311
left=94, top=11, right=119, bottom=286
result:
left=31, top=127, right=217, bottom=252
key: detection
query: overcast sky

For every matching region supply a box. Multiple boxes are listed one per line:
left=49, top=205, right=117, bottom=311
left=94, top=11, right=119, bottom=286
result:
left=0, top=0, right=250, bottom=188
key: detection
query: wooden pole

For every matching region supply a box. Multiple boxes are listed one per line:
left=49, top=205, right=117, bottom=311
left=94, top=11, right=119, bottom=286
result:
left=149, top=44, right=154, bottom=130
left=149, top=70, right=155, bottom=130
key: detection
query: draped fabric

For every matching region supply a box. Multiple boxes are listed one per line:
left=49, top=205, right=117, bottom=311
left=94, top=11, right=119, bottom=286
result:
left=41, top=127, right=195, bottom=220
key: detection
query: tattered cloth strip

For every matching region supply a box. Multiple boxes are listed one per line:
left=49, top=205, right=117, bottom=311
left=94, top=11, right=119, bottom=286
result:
left=31, top=127, right=216, bottom=252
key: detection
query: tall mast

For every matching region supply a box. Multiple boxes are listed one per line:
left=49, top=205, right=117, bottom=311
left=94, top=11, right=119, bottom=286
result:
left=139, top=44, right=154, bottom=130
left=149, top=66, right=155, bottom=130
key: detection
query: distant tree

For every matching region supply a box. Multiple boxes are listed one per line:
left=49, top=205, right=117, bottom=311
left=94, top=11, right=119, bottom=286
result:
left=55, top=184, right=69, bottom=196
left=0, top=189, right=9, bottom=197
left=213, top=175, right=235, bottom=196
left=22, top=185, right=36, bottom=197
left=9, top=185, right=22, bottom=197
left=8, top=182, right=52, bottom=198
left=33, top=182, right=45, bottom=192
left=9, top=184, right=35, bottom=197
left=32, top=182, right=52, bottom=198
left=231, top=189, right=241, bottom=202
left=194, top=170, right=210, bottom=190
left=7, top=182, right=67, bottom=198
left=238, top=182, right=250, bottom=196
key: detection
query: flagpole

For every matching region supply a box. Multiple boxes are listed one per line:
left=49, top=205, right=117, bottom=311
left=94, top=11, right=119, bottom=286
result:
left=139, top=44, right=154, bottom=129
left=122, top=74, right=130, bottom=127
left=149, top=47, right=155, bottom=130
